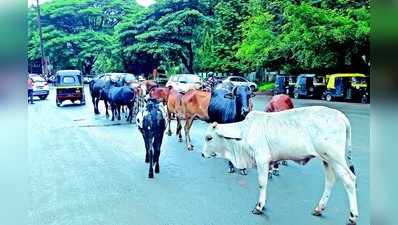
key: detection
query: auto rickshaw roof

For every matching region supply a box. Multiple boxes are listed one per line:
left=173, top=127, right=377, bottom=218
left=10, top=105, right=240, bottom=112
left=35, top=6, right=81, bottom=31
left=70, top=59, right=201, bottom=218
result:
left=326, top=73, right=366, bottom=79
left=55, top=70, right=82, bottom=76
left=326, top=73, right=367, bottom=89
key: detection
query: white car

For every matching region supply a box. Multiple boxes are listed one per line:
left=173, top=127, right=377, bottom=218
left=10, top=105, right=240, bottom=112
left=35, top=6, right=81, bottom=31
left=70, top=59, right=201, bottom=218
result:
left=30, top=74, right=50, bottom=100
left=165, top=74, right=202, bottom=93
left=222, top=76, right=257, bottom=91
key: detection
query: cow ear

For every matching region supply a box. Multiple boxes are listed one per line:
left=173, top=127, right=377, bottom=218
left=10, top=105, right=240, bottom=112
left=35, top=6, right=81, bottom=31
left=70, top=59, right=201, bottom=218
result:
left=215, top=126, right=242, bottom=140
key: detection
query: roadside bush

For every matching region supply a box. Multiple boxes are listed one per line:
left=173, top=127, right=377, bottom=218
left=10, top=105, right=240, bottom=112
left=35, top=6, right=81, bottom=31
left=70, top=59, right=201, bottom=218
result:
left=258, top=82, right=274, bottom=92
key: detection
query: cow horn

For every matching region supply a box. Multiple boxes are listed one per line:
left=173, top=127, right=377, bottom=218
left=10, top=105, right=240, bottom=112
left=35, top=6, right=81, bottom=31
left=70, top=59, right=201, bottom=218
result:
left=212, top=122, right=218, bottom=128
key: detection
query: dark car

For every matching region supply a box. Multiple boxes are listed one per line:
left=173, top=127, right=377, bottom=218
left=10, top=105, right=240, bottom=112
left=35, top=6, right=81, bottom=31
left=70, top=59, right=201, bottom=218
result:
left=54, top=70, right=85, bottom=107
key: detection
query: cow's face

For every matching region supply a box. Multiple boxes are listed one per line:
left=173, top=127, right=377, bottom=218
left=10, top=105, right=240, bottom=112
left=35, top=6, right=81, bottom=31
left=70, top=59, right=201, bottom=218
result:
left=202, top=122, right=242, bottom=162
left=234, top=86, right=254, bottom=119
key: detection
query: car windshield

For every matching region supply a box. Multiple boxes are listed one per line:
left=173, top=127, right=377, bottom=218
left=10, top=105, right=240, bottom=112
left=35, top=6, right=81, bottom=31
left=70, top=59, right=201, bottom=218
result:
left=124, top=74, right=136, bottom=82
left=31, top=76, right=45, bottom=82
left=62, top=76, right=77, bottom=84
left=180, top=75, right=200, bottom=83
left=352, top=77, right=367, bottom=84
left=57, top=71, right=81, bottom=76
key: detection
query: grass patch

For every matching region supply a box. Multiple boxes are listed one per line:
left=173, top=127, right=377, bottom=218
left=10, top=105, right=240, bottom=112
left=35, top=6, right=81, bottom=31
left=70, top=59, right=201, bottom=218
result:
left=258, top=82, right=274, bottom=92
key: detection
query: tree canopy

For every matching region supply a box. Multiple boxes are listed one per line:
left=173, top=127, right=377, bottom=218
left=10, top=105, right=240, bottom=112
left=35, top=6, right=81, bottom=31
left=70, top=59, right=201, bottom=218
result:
left=28, top=0, right=370, bottom=76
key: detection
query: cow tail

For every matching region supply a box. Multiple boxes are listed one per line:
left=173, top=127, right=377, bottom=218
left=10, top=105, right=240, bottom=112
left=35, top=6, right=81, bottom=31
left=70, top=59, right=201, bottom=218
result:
left=344, top=115, right=355, bottom=175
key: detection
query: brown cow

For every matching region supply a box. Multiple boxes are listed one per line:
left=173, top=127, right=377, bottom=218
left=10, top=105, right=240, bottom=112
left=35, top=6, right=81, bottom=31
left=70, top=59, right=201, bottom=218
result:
left=150, top=87, right=171, bottom=104
left=180, top=90, right=211, bottom=150
left=166, top=88, right=184, bottom=141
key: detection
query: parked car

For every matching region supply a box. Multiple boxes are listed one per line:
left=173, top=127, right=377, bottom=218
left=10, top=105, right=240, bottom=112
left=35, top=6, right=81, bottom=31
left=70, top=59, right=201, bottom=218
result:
left=54, top=70, right=85, bottom=107
left=29, top=74, right=50, bottom=100
left=293, top=74, right=326, bottom=99
left=273, top=75, right=297, bottom=95
left=222, top=76, right=257, bottom=91
left=322, top=73, right=369, bottom=104
left=165, top=74, right=202, bottom=93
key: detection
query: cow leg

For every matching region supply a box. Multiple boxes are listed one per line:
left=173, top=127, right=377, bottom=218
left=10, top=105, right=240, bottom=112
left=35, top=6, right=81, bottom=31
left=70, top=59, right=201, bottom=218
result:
left=117, top=105, right=121, bottom=120
left=184, top=117, right=194, bottom=151
left=272, top=162, right=280, bottom=176
left=176, top=117, right=183, bottom=142
left=104, top=100, right=109, bottom=118
left=167, top=111, right=172, bottom=136
left=335, top=163, right=358, bottom=225
left=93, top=97, right=100, bottom=114
left=253, top=160, right=270, bottom=215
left=110, top=104, right=114, bottom=120
left=313, top=161, right=336, bottom=216
left=148, top=147, right=154, bottom=178
left=228, top=161, right=235, bottom=173
left=154, top=149, right=160, bottom=174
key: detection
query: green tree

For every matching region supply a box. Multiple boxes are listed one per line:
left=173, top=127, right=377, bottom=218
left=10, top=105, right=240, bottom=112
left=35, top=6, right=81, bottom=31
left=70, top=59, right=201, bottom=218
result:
left=28, top=0, right=141, bottom=74
left=118, top=0, right=209, bottom=74
left=238, top=0, right=370, bottom=74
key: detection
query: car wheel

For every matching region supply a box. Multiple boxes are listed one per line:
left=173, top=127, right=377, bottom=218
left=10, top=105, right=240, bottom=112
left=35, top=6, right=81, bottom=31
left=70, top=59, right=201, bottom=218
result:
left=250, top=85, right=256, bottom=92
left=325, top=94, right=333, bottom=102
left=293, top=92, right=299, bottom=99
left=39, top=95, right=48, bottom=100
left=361, top=95, right=368, bottom=104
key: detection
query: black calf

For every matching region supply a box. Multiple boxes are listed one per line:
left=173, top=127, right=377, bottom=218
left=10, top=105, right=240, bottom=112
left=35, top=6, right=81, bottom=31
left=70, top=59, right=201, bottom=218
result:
left=137, top=99, right=166, bottom=178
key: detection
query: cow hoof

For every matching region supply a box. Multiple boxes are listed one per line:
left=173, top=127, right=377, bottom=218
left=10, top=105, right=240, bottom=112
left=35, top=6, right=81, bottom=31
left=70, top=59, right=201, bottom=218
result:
left=94, top=110, right=100, bottom=115
left=312, top=209, right=322, bottom=217
left=240, top=169, right=247, bottom=176
left=228, top=167, right=235, bottom=173
left=252, top=206, right=264, bottom=215
left=148, top=173, right=154, bottom=179
left=187, top=145, right=194, bottom=151
left=167, top=131, right=172, bottom=136
left=178, top=138, right=183, bottom=142
left=268, top=173, right=273, bottom=179
left=282, top=160, right=288, bottom=166
left=346, top=219, right=357, bottom=225
left=273, top=170, right=279, bottom=176
left=155, top=166, right=160, bottom=174
left=145, top=158, right=149, bottom=163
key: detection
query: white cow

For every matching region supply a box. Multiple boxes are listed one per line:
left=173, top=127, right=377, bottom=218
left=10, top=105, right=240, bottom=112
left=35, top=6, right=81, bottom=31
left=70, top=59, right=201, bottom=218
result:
left=201, top=106, right=358, bottom=225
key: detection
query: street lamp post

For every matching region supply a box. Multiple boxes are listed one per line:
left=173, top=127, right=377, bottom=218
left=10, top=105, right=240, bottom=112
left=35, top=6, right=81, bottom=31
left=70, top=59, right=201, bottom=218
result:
left=36, top=0, right=47, bottom=76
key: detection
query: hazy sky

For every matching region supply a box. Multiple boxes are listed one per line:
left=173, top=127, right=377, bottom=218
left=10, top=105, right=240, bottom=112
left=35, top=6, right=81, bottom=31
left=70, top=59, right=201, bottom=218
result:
left=28, top=0, right=155, bottom=7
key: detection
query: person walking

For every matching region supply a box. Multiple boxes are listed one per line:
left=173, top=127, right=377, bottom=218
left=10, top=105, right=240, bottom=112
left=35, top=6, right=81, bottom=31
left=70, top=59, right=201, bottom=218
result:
left=28, top=76, right=34, bottom=104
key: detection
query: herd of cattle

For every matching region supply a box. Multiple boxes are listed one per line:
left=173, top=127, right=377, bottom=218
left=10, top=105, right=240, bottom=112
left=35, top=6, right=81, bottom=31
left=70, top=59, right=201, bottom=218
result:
left=88, top=75, right=359, bottom=225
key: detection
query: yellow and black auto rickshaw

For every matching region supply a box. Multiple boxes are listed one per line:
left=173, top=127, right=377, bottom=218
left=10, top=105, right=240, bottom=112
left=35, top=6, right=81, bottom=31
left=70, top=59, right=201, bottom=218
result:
left=322, top=73, right=369, bottom=104
left=54, top=70, right=85, bottom=107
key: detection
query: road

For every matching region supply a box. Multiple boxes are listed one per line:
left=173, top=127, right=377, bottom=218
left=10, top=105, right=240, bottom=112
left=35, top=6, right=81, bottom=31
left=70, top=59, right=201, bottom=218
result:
left=28, top=86, right=369, bottom=225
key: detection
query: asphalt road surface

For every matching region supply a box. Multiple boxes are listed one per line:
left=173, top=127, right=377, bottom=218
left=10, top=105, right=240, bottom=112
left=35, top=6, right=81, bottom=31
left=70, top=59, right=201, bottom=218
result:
left=28, top=87, right=369, bottom=225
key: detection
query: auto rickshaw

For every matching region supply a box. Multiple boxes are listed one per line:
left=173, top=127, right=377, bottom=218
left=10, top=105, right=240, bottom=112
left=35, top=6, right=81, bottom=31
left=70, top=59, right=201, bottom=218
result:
left=54, top=70, right=85, bottom=107
left=273, top=75, right=297, bottom=96
left=322, top=73, right=369, bottom=104
left=293, top=74, right=326, bottom=99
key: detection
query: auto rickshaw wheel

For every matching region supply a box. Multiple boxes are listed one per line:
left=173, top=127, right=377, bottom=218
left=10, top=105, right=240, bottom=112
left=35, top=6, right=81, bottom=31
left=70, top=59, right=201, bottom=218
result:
left=361, top=95, right=368, bottom=104
left=325, top=94, right=333, bottom=102
left=56, top=100, right=61, bottom=107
